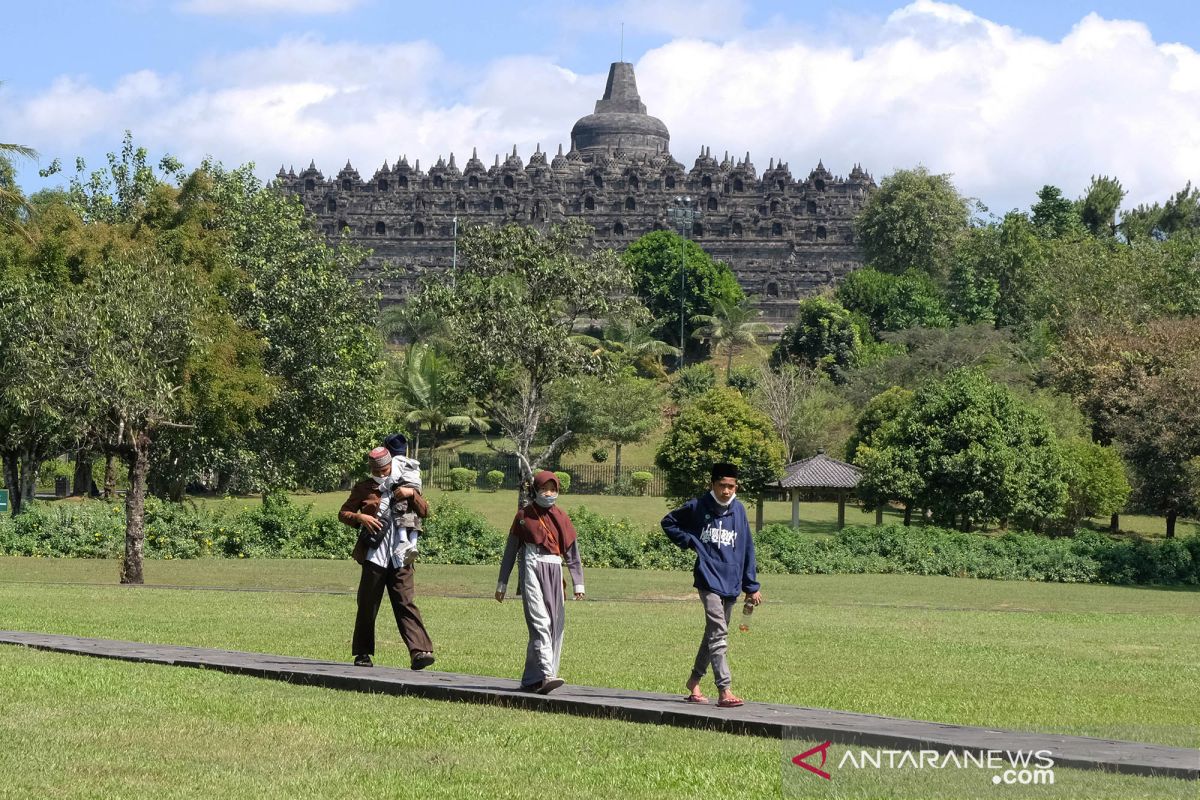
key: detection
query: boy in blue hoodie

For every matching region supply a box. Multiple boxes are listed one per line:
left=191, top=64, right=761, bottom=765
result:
left=661, top=462, right=762, bottom=707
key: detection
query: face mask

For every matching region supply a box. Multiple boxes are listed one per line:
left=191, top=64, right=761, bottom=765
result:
left=710, top=490, right=736, bottom=508
left=372, top=474, right=390, bottom=487
left=534, top=493, right=558, bottom=508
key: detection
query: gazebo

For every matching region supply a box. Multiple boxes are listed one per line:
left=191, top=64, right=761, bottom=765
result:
left=767, top=452, right=863, bottom=530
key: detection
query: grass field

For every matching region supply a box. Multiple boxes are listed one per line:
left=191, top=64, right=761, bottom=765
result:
left=0, top=558, right=1196, bottom=798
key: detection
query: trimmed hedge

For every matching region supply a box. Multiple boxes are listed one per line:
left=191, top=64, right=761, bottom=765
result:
left=2, top=500, right=1197, bottom=586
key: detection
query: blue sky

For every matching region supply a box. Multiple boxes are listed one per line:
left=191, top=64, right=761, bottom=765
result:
left=3, top=0, right=1199, bottom=211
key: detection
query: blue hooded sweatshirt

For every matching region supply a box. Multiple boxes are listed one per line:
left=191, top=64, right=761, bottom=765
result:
left=661, top=493, right=759, bottom=599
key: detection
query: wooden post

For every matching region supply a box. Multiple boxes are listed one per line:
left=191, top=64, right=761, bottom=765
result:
left=790, top=488, right=800, bottom=529
left=755, top=497, right=764, bottom=532
left=837, top=491, right=846, bottom=530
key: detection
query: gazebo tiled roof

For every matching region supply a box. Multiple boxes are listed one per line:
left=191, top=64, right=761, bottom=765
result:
left=775, top=453, right=862, bottom=489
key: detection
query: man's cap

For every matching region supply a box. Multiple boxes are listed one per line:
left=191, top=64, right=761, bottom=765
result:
left=710, top=462, right=739, bottom=481
left=368, top=446, right=392, bottom=469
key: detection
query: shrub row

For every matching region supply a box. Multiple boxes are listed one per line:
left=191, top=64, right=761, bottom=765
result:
left=2, top=500, right=1197, bottom=586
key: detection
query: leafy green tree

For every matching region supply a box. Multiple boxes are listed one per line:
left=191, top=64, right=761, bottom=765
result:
left=860, top=369, right=1066, bottom=530
left=555, top=373, right=662, bottom=484
left=1050, top=319, right=1200, bottom=536
left=1056, top=439, right=1130, bottom=532
left=835, top=267, right=950, bottom=335
left=622, top=230, right=743, bottom=356
left=655, top=388, right=784, bottom=504
left=949, top=212, right=1045, bottom=327
left=420, top=220, right=641, bottom=489
left=1121, top=182, right=1200, bottom=243
left=846, top=386, right=914, bottom=462
left=668, top=362, right=717, bottom=405
left=204, top=164, right=385, bottom=491
left=770, top=296, right=862, bottom=384
left=690, top=296, right=772, bottom=381
left=854, top=166, right=973, bottom=279
left=1030, top=185, right=1080, bottom=239
left=1078, top=175, right=1126, bottom=238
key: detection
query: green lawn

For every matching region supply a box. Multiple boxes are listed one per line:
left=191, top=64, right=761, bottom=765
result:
left=0, top=559, right=1196, bottom=798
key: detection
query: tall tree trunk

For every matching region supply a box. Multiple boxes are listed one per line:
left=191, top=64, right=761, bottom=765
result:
left=2, top=453, right=21, bottom=516
left=72, top=450, right=94, bottom=497
left=726, top=343, right=735, bottom=383
left=1109, top=513, right=1120, bottom=533
left=902, top=504, right=912, bottom=527
left=120, top=432, right=151, bottom=585
left=18, top=451, right=38, bottom=508
left=614, top=441, right=623, bottom=485
left=1166, top=510, right=1177, bottom=539
left=102, top=454, right=117, bottom=500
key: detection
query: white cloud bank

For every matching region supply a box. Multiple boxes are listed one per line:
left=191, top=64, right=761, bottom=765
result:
left=11, top=1, right=1200, bottom=211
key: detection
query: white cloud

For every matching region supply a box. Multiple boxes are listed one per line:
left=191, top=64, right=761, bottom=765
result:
left=10, top=1, right=1200, bottom=212
left=177, top=0, right=361, bottom=14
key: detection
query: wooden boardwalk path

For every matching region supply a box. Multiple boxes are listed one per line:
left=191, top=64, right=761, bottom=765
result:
left=2, top=630, right=1195, bottom=780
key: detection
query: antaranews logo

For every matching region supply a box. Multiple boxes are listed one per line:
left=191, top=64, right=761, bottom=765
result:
left=788, top=741, right=1056, bottom=787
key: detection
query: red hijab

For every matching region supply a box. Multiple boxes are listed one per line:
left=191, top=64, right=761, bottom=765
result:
left=510, top=470, right=577, bottom=554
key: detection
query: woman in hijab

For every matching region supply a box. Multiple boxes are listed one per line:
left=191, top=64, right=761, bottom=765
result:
left=495, top=470, right=585, bottom=694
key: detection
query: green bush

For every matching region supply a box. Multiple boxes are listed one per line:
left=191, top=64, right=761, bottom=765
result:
left=669, top=362, right=717, bottom=404
left=1, top=497, right=1196, bottom=587
left=553, top=471, right=571, bottom=493
left=726, top=364, right=759, bottom=394
left=591, top=448, right=609, bottom=463
left=448, top=467, right=478, bottom=492
left=485, top=470, right=505, bottom=492
left=419, top=498, right=505, bottom=564
left=630, top=471, right=653, bottom=496
left=567, top=505, right=691, bottom=571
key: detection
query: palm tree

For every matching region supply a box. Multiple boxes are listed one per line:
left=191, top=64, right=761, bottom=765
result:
left=390, top=344, right=488, bottom=469
left=577, top=317, right=681, bottom=378
left=0, top=127, right=38, bottom=238
left=691, top=297, right=773, bottom=381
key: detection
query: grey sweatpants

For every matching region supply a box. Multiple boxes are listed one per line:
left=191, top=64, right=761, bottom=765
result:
left=690, top=589, right=737, bottom=690
left=520, top=547, right=565, bottom=687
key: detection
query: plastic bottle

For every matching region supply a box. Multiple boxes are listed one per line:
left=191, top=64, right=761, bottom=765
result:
left=738, top=599, right=755, bottom=632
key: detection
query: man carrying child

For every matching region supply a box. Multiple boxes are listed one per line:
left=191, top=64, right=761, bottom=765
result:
left=339, top=437, right=435, bottom=670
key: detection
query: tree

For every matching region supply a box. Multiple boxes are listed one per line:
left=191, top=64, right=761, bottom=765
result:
left=846, top=386, right=914, bottom=463
left=420, top=220, right=641, bottom=491
left=76, top=255, right=245, bottom=583
left=858, top=369, right=1066, bottom=530
left=690, top=296, right=772, bottom=381
left=388, top=343, right=485, bottom=467
left=622, top=230, right=743, bottom=355
left=835, top=267, right=950, bottom=335
left=1121, top=182, right=1200, bottom=243
left=577, top=316, right=679, bottom=378
left=656, top=388, right=784, bottom=504
left=949, top=212, right=1045, bottom=327
left=854, top=166, right=973, bottom=279
left=1050, top=319, right=1200, bottom=536
left=0, top=269, right=77, bottom=514
left=770, top=296, right=862, bottom=384
left=1056, top=439, right=1130, bottom=533
left=752, top=364, right=854, bottom=463
left=554, top=372, right=662, bottom=484
left=205, top=164, right=386, bottom=491
left=1078, top=175, right=1126, bottom=239
left=1030, top=185, right=1080, bottom=239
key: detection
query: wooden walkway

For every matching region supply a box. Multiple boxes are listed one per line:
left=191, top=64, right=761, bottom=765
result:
left=2, top=630, right=1195, bottom=781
